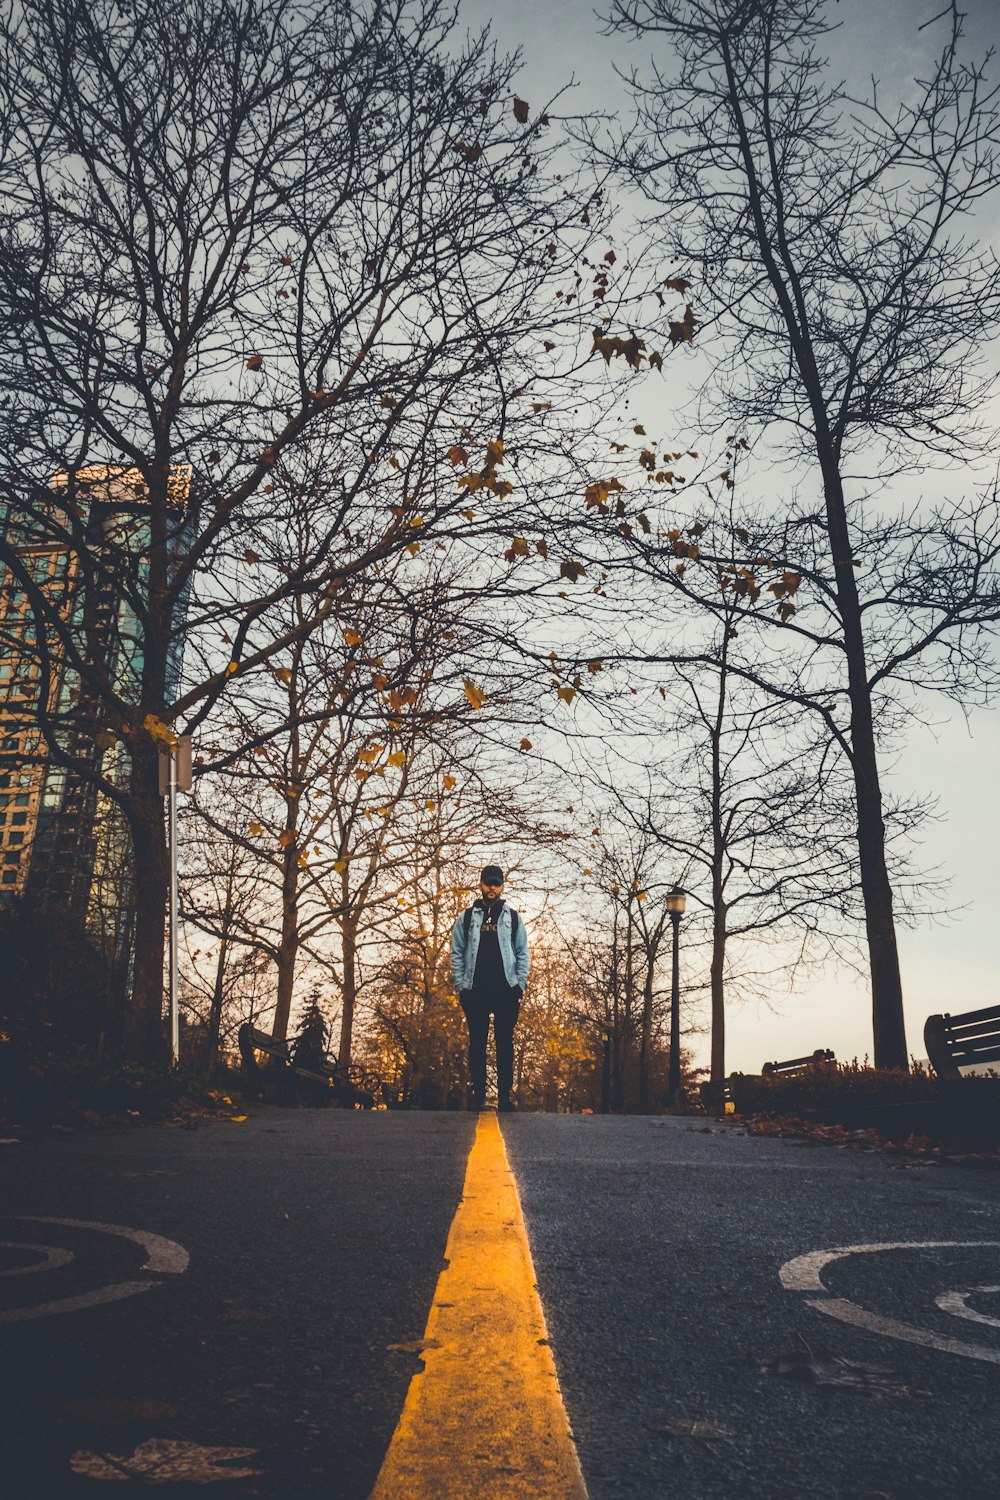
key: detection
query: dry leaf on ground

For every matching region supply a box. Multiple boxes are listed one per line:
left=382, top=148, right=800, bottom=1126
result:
left=758, top=1345, right=928, bottom=1397
left=70, top=1437, right=263, bottom=1483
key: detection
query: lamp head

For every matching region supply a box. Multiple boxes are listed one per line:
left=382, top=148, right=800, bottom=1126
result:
left=665, top=885, right=686, bottom=916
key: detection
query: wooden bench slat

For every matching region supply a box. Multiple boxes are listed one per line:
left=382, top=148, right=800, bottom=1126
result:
left=941, top=1003, right=1000, bottom=1028
left=944, top=1025, right=1000, bottom=1045
left=762, top=1049, right=835, bottom=1078
left=925, top=1008, right=1000, bottom=1080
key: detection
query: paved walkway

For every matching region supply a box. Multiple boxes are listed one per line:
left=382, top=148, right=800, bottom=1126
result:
left=2, top=1110, right=1000, bottom=1497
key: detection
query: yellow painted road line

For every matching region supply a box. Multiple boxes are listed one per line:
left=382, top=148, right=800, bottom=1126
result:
left=367, top=1113, right=589, bottom=1500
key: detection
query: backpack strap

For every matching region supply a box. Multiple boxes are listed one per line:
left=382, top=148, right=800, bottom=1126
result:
left=464, top=905, right=518, bottom=939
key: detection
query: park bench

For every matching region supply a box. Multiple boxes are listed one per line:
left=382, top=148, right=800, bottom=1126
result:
left=701, top=1049, right=836, bottom=1115
left=237, top=1023, right=378, bottom=1108
left=761, top=1048, right=836, bottom=1078
left=924, top=1004, right=1000, bottom=1080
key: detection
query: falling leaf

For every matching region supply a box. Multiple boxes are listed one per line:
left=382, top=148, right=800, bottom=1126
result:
left=557, top=685, right=577, bottom=705
left=278, top=830, right=295, bottom=849
left=442, top=774, right=457, bottom=790
left=387, top=751, right=406, bottom=768
left=463, top=679, right=486, bottom=710
left=244, top=548, right=261, bottom=565
left=559, top=559, right=586, bottom=582
left=229, top=1114, right=248, bottom=1122
left=455, top=141, right=482, bottom=163
left=246, top=354, right=263, bottom=371
left=447, top=444, right=469, bottom=467
left=343, top=628, right=364, bottom=646
left=248, top=821, right=263, bottom=836
left=504, top=536, right=531, bottom=561
left=143, top=714, right=176, bottom=747
left=512, top=95, right=530, bottom=124
left=668, top=303, right=699, bottom=347
left=69, top=1438, right=264, bottom=1483
left=592, top=329, right=647, bottom=369
left=663, top=276, right=693, bottom=293
left=633, top=424, right=646, bottom=435
left=519, top=738, right=532, bottom=751
left=586, top=659, right=603, bottom=673
left=584, top=477, right=625, bottom=511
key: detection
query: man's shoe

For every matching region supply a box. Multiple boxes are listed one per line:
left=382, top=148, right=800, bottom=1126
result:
left=497, top=1094, right=516, bottom=1113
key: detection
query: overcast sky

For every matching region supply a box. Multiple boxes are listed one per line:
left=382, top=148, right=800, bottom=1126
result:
left=457, top=0, right=1000, bottom=1073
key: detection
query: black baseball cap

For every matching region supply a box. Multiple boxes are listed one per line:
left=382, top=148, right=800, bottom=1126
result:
left=481, top=865, right=504, bottom=884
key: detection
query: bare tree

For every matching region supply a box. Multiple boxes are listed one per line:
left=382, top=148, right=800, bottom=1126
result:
left=0, top=0, right=604, bottom=1060
left=594, top=0, right=1000, bottom=1064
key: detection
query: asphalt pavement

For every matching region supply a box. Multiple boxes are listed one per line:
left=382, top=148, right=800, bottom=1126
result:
left=2, top=1109, right=1000, bottom=1499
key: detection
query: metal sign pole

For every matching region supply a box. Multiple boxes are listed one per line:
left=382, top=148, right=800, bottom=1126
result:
left=169, top=743, right=180, bottom=1067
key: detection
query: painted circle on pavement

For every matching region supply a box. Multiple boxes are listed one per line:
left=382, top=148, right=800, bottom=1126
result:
left=0, top=1216, right=189, bottom=1324
left=779, top=1240, right=1000, bottom=1364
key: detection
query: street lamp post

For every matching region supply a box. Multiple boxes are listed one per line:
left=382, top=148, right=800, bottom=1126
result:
left=665, top=886, right=686, bottom=1100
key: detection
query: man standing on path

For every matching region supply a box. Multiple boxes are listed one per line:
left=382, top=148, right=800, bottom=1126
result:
left=450, top=865, right=529, bottom=1112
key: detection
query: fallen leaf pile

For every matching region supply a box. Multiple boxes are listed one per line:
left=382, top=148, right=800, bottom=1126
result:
left=744, top=1113, right=1000, bottom=1168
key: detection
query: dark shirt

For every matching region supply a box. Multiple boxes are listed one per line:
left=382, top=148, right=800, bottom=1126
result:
left=472, top=897, right=507, bottom=994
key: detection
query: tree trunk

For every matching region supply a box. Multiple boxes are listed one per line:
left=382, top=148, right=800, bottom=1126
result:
left=709, top=638, right=729, bottom=1084
left=125, top=745, right=169, bottom=1065
left=638, top=968, right=654, bottom=1112
left=206, top=931, right=228, bottom=1071
left=822, top=465, right=908, bottom=1068
left=338, top=915, right=358, bottom=1067
left=272, top=821, right=300, bottom=1041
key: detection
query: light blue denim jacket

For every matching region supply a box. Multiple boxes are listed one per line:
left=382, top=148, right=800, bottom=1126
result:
left=450, top=903, right=530, bottom=994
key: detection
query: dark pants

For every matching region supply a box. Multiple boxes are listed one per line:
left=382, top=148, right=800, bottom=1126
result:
left=460, top=988, right=520, bottom=1099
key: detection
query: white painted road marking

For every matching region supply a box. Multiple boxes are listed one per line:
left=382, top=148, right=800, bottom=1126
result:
left=0, top=1242, right=75, bottom=1277
left=0, top=1281, right=158, bottom=1324
left=779, top=1240, right=1000, bottom=1364
left=19, top=1217, right=190, bottom=1273
left=0, top=1217, right=189, bottom=1324
left=936, top=1286, right=1000, bottom=1330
